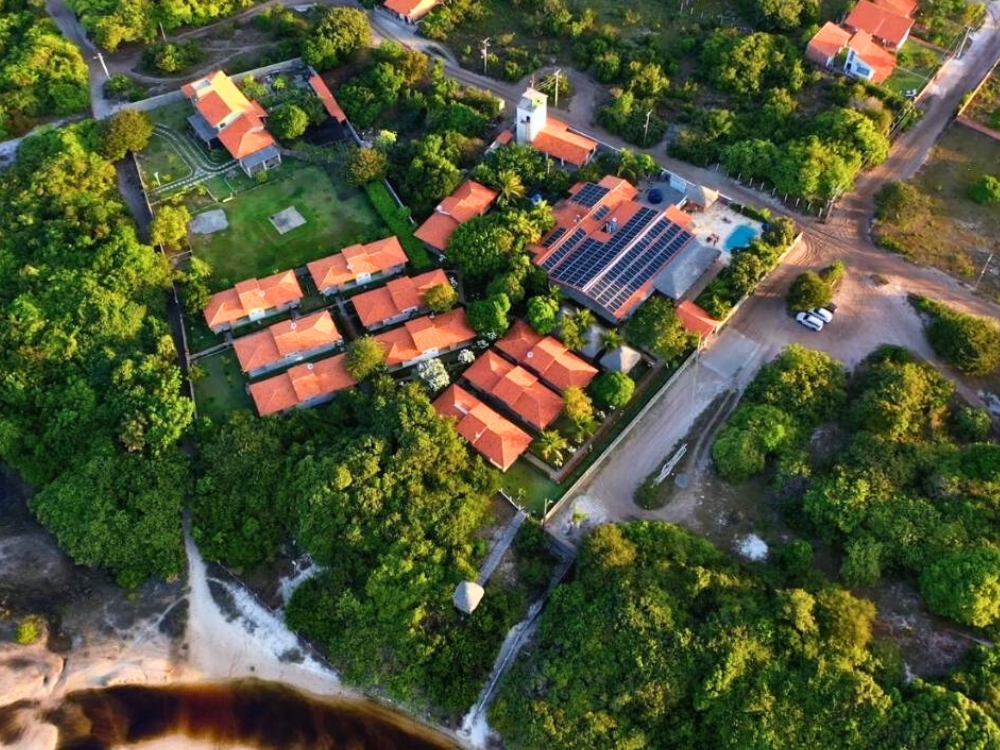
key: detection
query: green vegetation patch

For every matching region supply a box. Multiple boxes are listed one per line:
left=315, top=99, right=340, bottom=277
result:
left=501, top=459, right=562, bottom=516
left=872, top=125, right=1000, bottom=300
left=966, top=69, right=1000, bottom=131
left=191, top=350, right=253, bottom=423
left=188, top=160, right=383, bottom=290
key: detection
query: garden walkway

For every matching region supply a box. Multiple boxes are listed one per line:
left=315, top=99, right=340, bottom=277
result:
left=148, top=124, right=236, bottom=198
left=476, top=509, right=527, bottom=586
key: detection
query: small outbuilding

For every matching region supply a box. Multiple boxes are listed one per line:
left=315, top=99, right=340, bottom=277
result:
left=600, top=345, right=643, bottom=374
left=453, top=581, right=485, bottom=614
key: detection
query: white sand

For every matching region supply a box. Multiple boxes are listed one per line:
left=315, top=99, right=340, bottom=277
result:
left=736, top=533, right=769, bottom=561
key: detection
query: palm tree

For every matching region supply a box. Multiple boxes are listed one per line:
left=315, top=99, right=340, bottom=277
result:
left=601, top=328, right=624, bottom=352
left=535, top=430, right=570, bottom=466
left=494, top=169, right=526, bottom=207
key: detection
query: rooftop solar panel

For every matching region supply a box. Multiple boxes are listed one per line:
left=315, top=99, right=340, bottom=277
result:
left=594, top=205, right=611, bottom=221
left=541, top=226, right=587, bottom=271
left=541, top=226, right=567, bottom=248
left=572, top=183, right=610, bottom=208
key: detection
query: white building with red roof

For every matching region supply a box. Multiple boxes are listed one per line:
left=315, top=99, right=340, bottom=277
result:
left=182, top=70, right=281, bottom=177
left=515, top=87, right=598, bottom=167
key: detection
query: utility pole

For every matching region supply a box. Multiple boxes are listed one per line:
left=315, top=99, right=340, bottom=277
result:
left=552, top=68, right=562, bottom=108
left=95, top=52, right=109, bottom=79
left=159, top=21, right=167, bottom=41
left=974, top=252, right=995, bottom=290
left=480, top=38, right=490, bottom=75
left=644, top=109, right=652, bottom=147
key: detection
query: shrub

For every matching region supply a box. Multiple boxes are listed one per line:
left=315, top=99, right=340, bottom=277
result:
left=635, top=476, right=666, bottom=510
left=364, top=182, right=433, bottom=269
left=591, top=371, right=635, bottom=410
left=787, top=271, right=832, bottom=312
left=712, top=404, right=799, bottom=481
left=952, top=406, right=993, bottom=443
left=268, top=103, right=309, bottom=141
left=98, top=109, right=154, bottom=161
left=968, top=174, right=1000, bottom=205
left=15, top=615, right=45, bottom=645
left=346, top=336, right=386, bottom=379
left=916, top=297, right=1000, bottom=375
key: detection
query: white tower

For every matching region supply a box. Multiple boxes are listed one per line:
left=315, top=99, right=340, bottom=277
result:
left=516, top=87, right=547, bottom=146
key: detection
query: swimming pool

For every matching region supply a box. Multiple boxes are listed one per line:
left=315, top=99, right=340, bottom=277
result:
left=725, top=224, right=760, bottom=251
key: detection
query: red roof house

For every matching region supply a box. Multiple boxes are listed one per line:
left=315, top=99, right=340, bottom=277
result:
left=383, top=0, right=440, bottom=22
left=374, top=308, right=476, bottom=369
left=351, top=269, right=450, bottom=330
left=806, top=22, right=853, bottom=66
left=232, top=310, right=342, bottom=376
left=463, top=350, right=563, bottom=430
left=495, top=320, right=598, bottom=391
left=307, top=73, right=346, bottom=123
left=249, top=354, right=357, bottom=417
left=434, top=384, right=532, bottom=471
left=203, top=270, right=303, bottom=333
left=676, top=300, right=719, bottom=339
left=414, top=180, right=498, bottom=254
left=844, top=0, right=914, bottom=49
left=307, top=237, right=408, bottom=295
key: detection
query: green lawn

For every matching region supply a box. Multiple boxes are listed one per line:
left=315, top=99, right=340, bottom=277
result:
left=136, top=129, right=192, bottom=187
left=192, top=349, right=253, bottom=423
left=884, top=41, right=944, bottom=97
left=501, top=459, right=563, bottom=517
left=188, top=159, right=385, bottom=291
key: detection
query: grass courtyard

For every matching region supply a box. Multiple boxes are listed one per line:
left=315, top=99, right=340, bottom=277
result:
left=501, top=460, right=562, bottom=517
left=192, top=349, right=253, bottom=423
left=883, top=41, right=945, bottom=98
left=188, top=159, right=385, bottom=291
left=873, top=124, right=1000, bottom=300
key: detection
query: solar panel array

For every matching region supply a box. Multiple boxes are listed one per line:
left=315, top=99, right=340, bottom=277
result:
left=587, top=220, right=693, bottom=315
left=594, top=205, right=611, bottom=221
left=540, top=226, right=587, bottom=271
left=572, top=183, right=610, bottom=208
left=541, top=226, right=567, bottom=248
left=550, top=207, right=659, bottom=289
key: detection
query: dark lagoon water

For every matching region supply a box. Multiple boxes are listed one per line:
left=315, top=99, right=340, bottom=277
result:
left=35, top=680, right=460, bottom=750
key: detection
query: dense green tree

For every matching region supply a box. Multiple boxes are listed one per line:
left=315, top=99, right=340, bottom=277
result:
left=268, top=103, right=310, bottom=141
left=624, top=296, right=695, bottom=362
left=920, top=547, right=1000, bottom=627
left=952, top=406, right=993, bottom=443
left=563, top=386, right=594, bottom=428
left=149, top=204, right=191, bottom=252
left=712, top=403, right=799, bottom=481
left=98, top=109, right=154, bottom=161
left=467, top=293, right=511, bottom=338
left=702, top=31, right=806, bottom=97
left=742, top=0, right=818, bottom=30
left=343, top=146, right=389, bottom=187
left=916, top=297, right=1000, bottom=376
left=346, top=336, right=386, bottom=379
left=849, top=352, right=954, bottom=439
left=526, top=295, right=559, bottom=334
left=874, top=180, right=923, bottom=223
left=303, top=7, right=370, bottom=70
left=787, top=270, right=833, bottom=311
left=422, top=282, right=457, bottom=313
left=591, top=371, right=635, bottom=409
left=744, top=345, right=847, bottom=426
left=493, top=169, right=526, bottom=207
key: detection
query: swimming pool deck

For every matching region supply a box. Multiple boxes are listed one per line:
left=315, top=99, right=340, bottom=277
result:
left=686, top=203, right=762, bottom=256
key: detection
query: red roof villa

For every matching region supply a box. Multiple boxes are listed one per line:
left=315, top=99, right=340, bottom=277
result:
left=203, top=270, right=303, bottom=333
left=307, top=237, right=408, bottom=296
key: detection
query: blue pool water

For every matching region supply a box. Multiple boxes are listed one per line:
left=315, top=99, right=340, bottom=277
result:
left=725, top=224, right=760, bottom=251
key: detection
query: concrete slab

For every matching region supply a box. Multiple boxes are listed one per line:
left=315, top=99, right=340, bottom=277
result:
left=269, top=206, right=306, bottom=235
left=189, top=209, right=228, bottom=235
left=701, top=330, right=762, bottom=380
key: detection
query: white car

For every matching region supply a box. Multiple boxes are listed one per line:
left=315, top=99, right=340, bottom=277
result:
left=795, top=311, right=824, bottom=331
left=810, top=307, right=834, bottom=323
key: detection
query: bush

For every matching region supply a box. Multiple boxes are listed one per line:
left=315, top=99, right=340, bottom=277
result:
left=920, top=546, right=1000, bottom=627
left=874, top=181, right=922, bottom=223
left=634, top=476, right=666, bottom=510
left=952, top=406, right=993, bottom=443
left=344, top=147, right=388, bottom=187
left=968, top=174, right=1000, bottom=205
left=916, top=297, right=1000, bottom=376
left=712, top=404, right=799, bottom=481
left=787, top=271, right=832, bottom=312
left=591, top=371, right=635, bottom=410
left=99, top=109, right=154, bottom=161
left=15, top=615, right=46, bottom=645
left=364, top=182, right=433, bottom=270
left=268, top=103, right=309, bottom=141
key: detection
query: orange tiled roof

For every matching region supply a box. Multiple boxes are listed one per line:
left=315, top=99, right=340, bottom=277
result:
left=806, top=22, right=853, bottom=63
left=375, top=308, right=476, bottom=367
left=217, top=114, right=276, bottom=160
left=434, top=384, right=532, bottom=471
left=384, top=0, right=440, bottom=19
left=307, top=237, right=408, bottom=291
left=351, top=269, right=449, bottom=329
left=531, top=117, right=598, bottom=166
left=203, top=270, right=303, bottom=330
left=415, top=180, right=497, bottom=251
left=495, top=130, right=514, bottom=146
left=496, top=320, right=598, bottom=391
left=848, top=30, right=898, bottom=82
left=874, top=0, right=917, bottom=17
left=183, top=70, right=265, bottom=127
left=232, top=310, right=342, bottom=373
left=463, top=350, right=563, bottom=430
left=845, top=0, right=913, bottom=46
left=676, top=300, right=718, bottom=339
left=249, top=353, right=357, bottom=416
left=308, top=74, right=346, bottom=122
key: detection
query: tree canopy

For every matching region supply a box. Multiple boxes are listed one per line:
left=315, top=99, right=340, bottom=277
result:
left=914, top=296, right=1000, bottom=376
left=302, top=7, right=371, bottom=71
left=98, top=110, right=155, bottom=162
left=624, top=296, right=696, bottom=362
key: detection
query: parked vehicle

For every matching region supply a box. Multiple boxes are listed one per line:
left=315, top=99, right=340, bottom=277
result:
left=795, top=311, right=824, bottom=331
left=810, top=307, right=834, bottom=323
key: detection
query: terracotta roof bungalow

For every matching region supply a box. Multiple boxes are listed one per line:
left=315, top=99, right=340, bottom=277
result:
left=844, top=0, right=914, bottom=50
left=249, top=354, right=357, bottom=417
left=414, top=180, right=498, bottom=254
left=182, top=70, right=280, bottom=177
left=307, top=237, right=408, bottom=296
left=874, top=0, right=917, bottom=17
left=307, top=73, right=346, bottom=123
left=806, top=22, right=853, bottom=67
left=383, top=0, right=440, bottom=23
left=434, top=384, right=532, bottom=471
left=351, top=269, right=450, bottom=331
left=204, top=270, right=303, bottom=333
left=530, top=175, right=697, bottom=323
left=232, top=310, right=342, bottom=377
left=374, top=308, right=476, bottom=369
left=463, top=350, right=563, bottom=431
left=515, top=87, right=598, bottom=167
left=496, top=320, right=598, bottom=392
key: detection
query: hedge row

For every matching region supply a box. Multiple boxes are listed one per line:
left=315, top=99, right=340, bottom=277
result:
left=365, top=180, right=434, bottom=270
